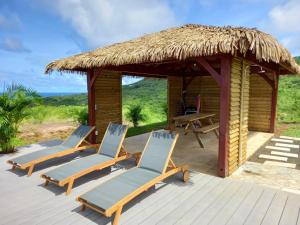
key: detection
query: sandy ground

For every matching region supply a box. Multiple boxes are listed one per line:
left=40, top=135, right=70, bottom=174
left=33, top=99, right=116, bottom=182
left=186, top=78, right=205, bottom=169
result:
left=19, top=122, right=76, bottom=144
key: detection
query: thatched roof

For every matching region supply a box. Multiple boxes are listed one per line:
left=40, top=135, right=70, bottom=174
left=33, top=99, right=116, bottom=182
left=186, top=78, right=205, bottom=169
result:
left=45, top=24, right=300, bottom=74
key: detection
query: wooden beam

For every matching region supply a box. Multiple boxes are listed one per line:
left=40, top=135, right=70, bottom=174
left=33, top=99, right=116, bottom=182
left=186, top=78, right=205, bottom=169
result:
left=89, top=73, right=97, bottom=88
left=257, top=73, right=274, bottom=88
left=196, top=58, right=221, bottom=86
left=183, top=76, right=196, bottom=90
left=270, top=72, right=279, bottom=133
left=218, top=56, right=231, bottom=177
left=87, top=69, right=96, bottom=143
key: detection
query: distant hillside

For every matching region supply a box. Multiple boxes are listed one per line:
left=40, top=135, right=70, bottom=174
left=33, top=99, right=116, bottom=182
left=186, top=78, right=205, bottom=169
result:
left=43, top=78, right=167, bottom=108
left=43, top=93, right=87, bottom=106
left=295, top=56, right=300, bottom=64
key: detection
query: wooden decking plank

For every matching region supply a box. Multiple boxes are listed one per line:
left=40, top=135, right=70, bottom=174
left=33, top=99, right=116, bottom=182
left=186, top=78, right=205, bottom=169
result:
left=17, top=169, right=124, bottom=225
left=280, top=136, right=300, bottom=141
left=139, top=175, right=216, bottom=225
left=244, top=188, right=277, bottom=225
left=174, top=180, right=235, bottom=225
left=208, top=183, right=255, bottom=225
left=263, top=161, right=296, bottom=169
left=271, top=151, right=298, bottom=158
left=279, top=193, right=300, bottom=225
left=260, top=191, right=288, bottom=225
left=226, top=186, right=265, bottom=225
left=191, top=182, right=245, bottom=225
left=275, top=143, right=299, bottom=149
left=265, top=146, right=291, bottom=152
left=156, top=177, right=224, bottom=225
left=119, top=173, right=205, bottom=223
left=259, top=154, right=288, bottom=161
left=271, top=138, right=294, bottom=143
left=122, top=174, right=207, bottom=225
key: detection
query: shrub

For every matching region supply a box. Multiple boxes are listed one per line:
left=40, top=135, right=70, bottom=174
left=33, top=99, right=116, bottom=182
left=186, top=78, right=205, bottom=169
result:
left=0, top=84, right=42, bottom=153
left=125, top=104, right=146, bottom=128
left=76, top=108, right=88, bottom=125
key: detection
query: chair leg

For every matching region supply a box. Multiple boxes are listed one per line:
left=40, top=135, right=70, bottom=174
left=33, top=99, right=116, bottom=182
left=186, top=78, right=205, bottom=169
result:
left=27, top=164, right=35, bottom=176
left=193, top=132, right=204, bottom=148
left=113, top=206, right=123, bottom=225
left=44, top=180, right=49, bottom=186
left=81, top=204, right=86, bottom=211
left=66, top=179, right=74, bottom=195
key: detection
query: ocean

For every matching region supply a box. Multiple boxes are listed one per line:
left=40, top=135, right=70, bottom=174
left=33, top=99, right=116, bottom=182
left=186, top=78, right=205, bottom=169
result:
left=39, top=92, right=85, bottom=97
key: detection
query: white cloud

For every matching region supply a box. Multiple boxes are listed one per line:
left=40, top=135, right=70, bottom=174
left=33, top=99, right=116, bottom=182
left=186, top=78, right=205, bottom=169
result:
left=42, top=0, right=177, bottom=48
left=269, top=0, right=300, bottom=32
left=0, top=37, right=31, bottom=53
left=0, top=12, right=22, bottom=31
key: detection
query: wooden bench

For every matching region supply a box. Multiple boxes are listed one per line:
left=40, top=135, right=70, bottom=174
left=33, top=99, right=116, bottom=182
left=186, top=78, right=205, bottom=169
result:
left=194, top=123, right=219, bottom=134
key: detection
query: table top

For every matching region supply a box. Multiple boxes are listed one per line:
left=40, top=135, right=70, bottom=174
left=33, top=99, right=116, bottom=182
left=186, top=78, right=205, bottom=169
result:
left=172, top=112, right=215, bottom=122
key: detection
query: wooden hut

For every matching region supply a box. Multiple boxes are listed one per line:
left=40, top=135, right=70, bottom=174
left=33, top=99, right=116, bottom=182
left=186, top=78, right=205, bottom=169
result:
left=45, top=24, right=300, bottom=177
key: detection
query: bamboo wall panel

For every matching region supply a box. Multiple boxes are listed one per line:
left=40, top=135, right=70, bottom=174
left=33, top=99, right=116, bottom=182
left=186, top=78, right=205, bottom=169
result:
left=248, top=73, right=272, bottom=132
left=168, top=76, right=183, bottom=126
left=94, top=69, right=122, bottom=143
left=228, top=58, right=250, bottom=175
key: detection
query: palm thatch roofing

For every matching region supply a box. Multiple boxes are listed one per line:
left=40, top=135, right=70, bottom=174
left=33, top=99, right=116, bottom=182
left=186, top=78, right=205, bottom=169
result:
left=45, top=24, right=300, bottom=74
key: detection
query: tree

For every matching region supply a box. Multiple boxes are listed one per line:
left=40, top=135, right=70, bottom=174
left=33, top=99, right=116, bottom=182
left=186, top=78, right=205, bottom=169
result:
left=125, top=104, right=146, bottom=128
left=0, top=84, right=42, bottom=153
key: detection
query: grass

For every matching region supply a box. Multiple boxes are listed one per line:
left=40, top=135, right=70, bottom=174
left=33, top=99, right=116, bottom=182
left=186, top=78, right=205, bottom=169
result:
left=24, top=105, right=86, bottom=124
left=126, top=121, right=167, bottom=137
left=280, top=124, right=300, bottom=137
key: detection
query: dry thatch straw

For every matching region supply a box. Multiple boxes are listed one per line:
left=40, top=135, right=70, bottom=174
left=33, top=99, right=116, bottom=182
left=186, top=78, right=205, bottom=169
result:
left=45, top=24, right=300, bottom=74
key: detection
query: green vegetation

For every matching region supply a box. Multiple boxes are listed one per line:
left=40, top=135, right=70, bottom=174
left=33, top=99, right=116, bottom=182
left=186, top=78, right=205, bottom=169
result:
left=25, top=105, right=86, bottom=124
left=278, top=75, right=300, bottom=123
left=127, top=121, right=167, bottom=137
left=43, top=93, right=87, bottom=106
left=123, top=79, right=167, bottom=124
left=0, top=84, right=42, bottom=153
left=125, top=104, right=146, bottom=127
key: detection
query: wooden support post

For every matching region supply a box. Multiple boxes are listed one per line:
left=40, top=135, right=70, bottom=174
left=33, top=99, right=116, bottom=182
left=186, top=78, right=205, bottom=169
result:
left=87, top=70, right=96, bottom=143
left=218, top=56, right=231, bottom=177
left=27, top=164, right=35, bottom=176
left=113, top=206, right=123, bottom=225
left=66, top=179, right=74, bottom=195
left=270, top=72, right=279, bottom=133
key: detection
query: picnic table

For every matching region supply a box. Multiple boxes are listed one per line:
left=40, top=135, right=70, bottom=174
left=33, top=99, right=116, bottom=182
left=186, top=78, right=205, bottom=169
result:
left=171, top=113, right=219, bottom=148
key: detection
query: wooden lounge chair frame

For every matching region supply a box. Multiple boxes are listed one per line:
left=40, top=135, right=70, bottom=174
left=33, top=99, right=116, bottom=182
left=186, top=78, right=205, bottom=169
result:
left=41, top=124, right=139, bottom=195
left=7, top=126, right=96, bottom=176
left=77, top=132, right=189, bottom=225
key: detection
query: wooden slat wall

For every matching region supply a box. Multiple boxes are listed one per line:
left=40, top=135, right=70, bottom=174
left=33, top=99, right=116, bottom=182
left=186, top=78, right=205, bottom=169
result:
left=94, top=69, right=122, bottom=143
left=228, top=57, right=250, bottom=175
left=184, top=77, right=201, bottom=107
left=248, top=73, right=272, bottom=132
left=198, top=76, right=220, bottom=120
left=168, top=76, right=183, bottom=126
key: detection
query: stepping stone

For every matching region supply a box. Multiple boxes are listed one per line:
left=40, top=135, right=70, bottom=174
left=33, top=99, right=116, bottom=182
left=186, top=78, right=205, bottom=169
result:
left=264, top=161, right=296, bottom=168
left=280, top=136, right=300, bottom=141
left=265, top=146, right=291, bottom=152
left=258, top=154, right=287, bottom=161
left=271, top=138, right=293, bottom=143
left=275, top=143, right=300, bottom=149
left=271, top=151, right=298, bottom=158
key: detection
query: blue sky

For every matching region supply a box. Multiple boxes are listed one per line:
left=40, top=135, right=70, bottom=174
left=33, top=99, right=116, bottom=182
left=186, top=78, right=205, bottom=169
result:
left=0, top=0, right=299, bottom=93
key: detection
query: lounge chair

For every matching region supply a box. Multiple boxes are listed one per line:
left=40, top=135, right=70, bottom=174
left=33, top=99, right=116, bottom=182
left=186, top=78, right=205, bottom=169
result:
left=41, top=123, right=134, bottom=195
left=7, top=125, right=96, bottom=176
left=77, top=130, right=189, bottom=225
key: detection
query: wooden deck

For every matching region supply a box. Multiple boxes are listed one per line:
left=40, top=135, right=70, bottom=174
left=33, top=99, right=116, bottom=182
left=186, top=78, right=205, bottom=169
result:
left=1, top=140, right=300, bottom=225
